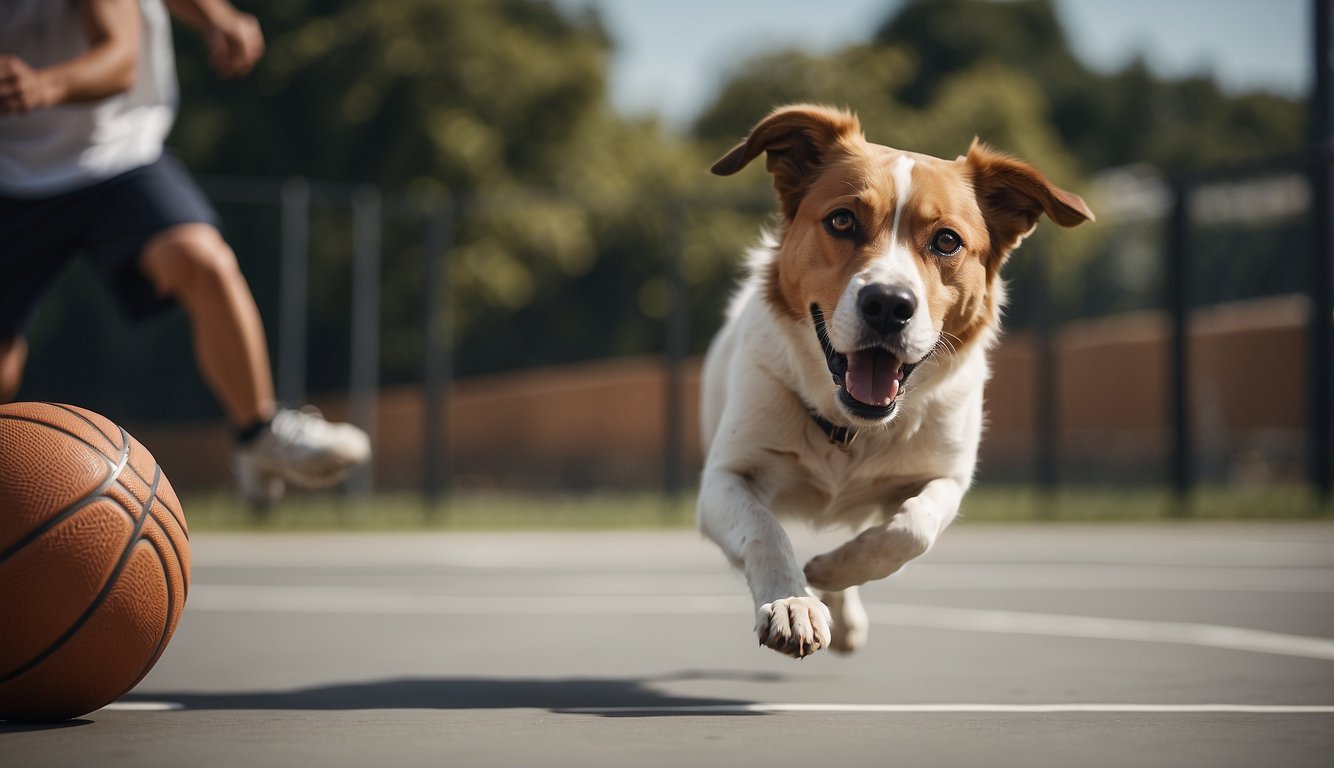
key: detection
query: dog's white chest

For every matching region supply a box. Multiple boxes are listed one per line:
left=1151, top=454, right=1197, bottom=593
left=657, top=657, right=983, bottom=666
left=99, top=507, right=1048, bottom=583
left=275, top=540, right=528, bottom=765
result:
left=755, top=428, right=940, bottom=526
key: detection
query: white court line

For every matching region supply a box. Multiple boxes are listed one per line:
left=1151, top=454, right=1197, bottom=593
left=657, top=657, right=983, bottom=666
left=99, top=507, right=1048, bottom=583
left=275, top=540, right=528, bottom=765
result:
left=187, top=585, right=1334, bottom=662
left=865, top=603, right=1334, bottom=662
left=98, top=701, right=184, bottom=712
left=563, top=703, right=1334, bottom=715
left=88, top=702, right=1334, bottom=716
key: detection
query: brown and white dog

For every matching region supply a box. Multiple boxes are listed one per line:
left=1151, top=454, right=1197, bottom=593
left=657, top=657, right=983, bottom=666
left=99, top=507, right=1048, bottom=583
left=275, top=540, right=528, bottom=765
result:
left=698, top=104, right=1093, bottom=658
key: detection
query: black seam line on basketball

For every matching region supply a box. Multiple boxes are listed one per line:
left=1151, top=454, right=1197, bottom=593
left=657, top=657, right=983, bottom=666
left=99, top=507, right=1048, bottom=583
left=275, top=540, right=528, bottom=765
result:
left=120, top=443, right=153, bottom=489
left=111, top=477, right=156, bottom=535
left=115, top=519, right=177, bottom=700
left=118, top=458, right=188, bottom=543
left=50, top=402, right=123, bottom=453
left=0, top=404, right=121, bottom=455
left=0, top=464, right=160, bottom=685
left=118, top=462, right=189, bottom=545
left=0, top=464, right=162, bottom=686
left=148, top=503, right=189, bottom=597
left=0, top=415, right=129, bottom=463
left=110, top=435, right=185, bottom=534
left=0, top=427, right=133, bottom=567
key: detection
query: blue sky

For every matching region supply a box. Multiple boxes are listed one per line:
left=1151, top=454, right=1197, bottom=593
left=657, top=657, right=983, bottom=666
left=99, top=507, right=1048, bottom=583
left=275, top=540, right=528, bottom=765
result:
left=552, top=0, right=1310, bottom=131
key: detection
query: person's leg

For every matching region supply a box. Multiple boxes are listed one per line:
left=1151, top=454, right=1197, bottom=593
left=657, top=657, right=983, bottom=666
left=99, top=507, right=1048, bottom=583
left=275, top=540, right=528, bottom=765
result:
left=87, top=155, right=368, bottom=503
left=134, top=221, right=369, bottom=501
left=137, top=222, right=275, bottom=431
left=0, top=337, right=28, bottom=403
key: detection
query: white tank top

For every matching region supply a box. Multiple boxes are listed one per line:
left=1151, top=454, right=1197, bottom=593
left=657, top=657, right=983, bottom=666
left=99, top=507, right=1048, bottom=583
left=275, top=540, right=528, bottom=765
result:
left=0, top=0, right=178, bottom=197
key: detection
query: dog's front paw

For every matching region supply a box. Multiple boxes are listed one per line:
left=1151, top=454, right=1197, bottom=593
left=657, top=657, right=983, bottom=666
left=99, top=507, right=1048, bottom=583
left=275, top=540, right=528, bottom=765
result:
left=756, top=596, right=832, bottom=659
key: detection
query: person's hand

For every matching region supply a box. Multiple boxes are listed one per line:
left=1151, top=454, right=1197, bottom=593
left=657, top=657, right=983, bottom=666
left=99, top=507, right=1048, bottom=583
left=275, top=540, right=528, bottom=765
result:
left=0, top=55, right=56, bottom=114
left=207, top=10, right=263, bottom=78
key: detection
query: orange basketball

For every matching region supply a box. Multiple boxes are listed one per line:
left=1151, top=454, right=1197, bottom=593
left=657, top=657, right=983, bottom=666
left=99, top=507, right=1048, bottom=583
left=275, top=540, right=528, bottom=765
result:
left=0, top=402, right=189, bottom=722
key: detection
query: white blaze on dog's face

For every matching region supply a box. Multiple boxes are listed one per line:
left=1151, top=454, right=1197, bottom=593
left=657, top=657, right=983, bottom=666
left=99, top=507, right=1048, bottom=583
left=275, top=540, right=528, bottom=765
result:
left=713, top=104, right=1093, bottom=425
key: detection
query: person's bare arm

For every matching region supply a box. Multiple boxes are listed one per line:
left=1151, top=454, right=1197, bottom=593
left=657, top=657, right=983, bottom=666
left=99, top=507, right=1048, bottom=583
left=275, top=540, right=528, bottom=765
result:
left=0, top=0, right=140, bottom=115
left=163, top=0, right=263, bottom=78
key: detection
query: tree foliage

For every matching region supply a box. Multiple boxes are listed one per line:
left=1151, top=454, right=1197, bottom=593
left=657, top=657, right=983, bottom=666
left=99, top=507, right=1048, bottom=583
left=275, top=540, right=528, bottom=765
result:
left=870, top=0, right=1305, bottom=172
left=175, top=0, right=608, bottom=188
left=171, top=0, right=732, bottom=381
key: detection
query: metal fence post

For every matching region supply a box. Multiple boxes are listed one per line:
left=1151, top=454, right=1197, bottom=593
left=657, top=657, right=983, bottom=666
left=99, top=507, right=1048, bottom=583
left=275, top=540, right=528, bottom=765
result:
left=1309, top=0, right=1334, bottom=505
left=277, top=177, right=309, bottom=407
left=347, top=185, right=382, bottom=498
left=663, top=204, right=689, bottom=502
left=1031, top=242, right=1059, bottom=517
left=422, top=200, right=453, bottom=510
left=1166, top=177, right=1192, bottom=513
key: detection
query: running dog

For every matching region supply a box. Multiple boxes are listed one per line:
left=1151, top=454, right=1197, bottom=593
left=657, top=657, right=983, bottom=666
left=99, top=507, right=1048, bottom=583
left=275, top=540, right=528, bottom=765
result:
left=698, top=104, right=1092, bottom=658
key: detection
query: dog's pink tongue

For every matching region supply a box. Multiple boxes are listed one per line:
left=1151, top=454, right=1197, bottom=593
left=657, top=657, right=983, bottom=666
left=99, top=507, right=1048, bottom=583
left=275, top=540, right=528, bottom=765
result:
left=845, top=349, right=901, bottom=407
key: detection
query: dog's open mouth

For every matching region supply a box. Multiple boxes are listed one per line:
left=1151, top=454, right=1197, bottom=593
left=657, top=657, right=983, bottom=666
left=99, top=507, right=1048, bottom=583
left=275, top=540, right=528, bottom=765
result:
left=842, top=347, right=906, bottom=407
left=811, top=304, right=919, bottom=420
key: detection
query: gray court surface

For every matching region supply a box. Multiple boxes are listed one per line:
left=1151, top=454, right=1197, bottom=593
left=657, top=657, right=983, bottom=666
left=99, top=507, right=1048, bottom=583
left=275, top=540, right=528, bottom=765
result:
left=4, top=521, right=1334, bottom=767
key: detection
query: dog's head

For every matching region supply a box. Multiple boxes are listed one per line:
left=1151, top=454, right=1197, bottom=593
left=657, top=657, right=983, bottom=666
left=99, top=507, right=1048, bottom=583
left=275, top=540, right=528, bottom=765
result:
left=713, top=104, right=1093, bottom=425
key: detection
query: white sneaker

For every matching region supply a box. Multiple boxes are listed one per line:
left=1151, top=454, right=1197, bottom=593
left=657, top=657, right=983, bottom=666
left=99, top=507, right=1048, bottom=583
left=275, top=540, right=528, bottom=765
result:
left=234, top=406, right=372, bottom=503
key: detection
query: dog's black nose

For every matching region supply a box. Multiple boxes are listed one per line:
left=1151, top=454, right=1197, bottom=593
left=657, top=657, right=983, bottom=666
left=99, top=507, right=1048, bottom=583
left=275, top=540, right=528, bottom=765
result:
left=858, top=284, right=916, bottom=335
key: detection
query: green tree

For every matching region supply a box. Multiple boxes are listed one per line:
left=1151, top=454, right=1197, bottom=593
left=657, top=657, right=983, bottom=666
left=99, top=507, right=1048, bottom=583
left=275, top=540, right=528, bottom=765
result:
left=174, top=0, right=609, bottom=188
left=873, top=0, right=1305, bottom=172
left=170, top=0, right=729, bottom=382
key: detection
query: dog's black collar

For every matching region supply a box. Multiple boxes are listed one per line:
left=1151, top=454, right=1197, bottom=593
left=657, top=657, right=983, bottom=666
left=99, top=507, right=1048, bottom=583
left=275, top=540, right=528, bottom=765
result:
left=809, top=408, right=857, bottom=449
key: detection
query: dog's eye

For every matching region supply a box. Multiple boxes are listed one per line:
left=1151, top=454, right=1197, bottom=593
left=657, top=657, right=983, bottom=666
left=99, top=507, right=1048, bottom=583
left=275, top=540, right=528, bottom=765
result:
left=931, top=229, right=962, bottom=256
left=824, top=209, right=857, bottom=237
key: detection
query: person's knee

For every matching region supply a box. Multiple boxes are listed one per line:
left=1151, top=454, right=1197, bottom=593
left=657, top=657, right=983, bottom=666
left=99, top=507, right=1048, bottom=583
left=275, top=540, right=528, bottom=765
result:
left=0, top=337, right=28, bottom=403
left=141, top=225, right=245, bottom=302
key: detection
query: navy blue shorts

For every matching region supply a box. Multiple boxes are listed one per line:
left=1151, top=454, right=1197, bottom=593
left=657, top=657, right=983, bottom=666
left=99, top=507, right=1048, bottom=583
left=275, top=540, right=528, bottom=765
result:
left=0, top=153, right=219, bottom=339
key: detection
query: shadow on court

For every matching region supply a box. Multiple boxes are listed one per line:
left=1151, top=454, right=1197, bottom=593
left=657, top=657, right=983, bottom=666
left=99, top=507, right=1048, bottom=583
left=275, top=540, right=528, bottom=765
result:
left=0, top=719, right=94, bottom=733
left=123, top=670, right=783, bottom=717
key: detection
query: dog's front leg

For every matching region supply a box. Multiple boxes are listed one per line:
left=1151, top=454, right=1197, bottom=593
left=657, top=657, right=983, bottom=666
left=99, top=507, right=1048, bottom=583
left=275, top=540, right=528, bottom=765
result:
left=698, top=469, right=831, bottom=658
left=804, top=477, right=965, bottom=592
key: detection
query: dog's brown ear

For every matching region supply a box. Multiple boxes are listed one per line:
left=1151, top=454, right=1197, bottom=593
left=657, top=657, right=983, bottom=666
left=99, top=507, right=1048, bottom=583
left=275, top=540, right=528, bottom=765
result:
left=966, top=139, right=1094, bottom=255
left=712, top=104, right=863, bottom=220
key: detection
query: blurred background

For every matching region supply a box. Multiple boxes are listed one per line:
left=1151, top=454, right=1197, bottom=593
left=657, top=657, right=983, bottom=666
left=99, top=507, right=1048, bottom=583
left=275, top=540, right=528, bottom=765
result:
left=16, top=0, right=1329, bottom=523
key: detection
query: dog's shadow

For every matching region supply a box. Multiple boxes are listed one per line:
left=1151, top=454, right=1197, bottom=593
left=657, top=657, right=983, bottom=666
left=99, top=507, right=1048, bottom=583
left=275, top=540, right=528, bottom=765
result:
left=120, top=669, right=781, bottom=718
